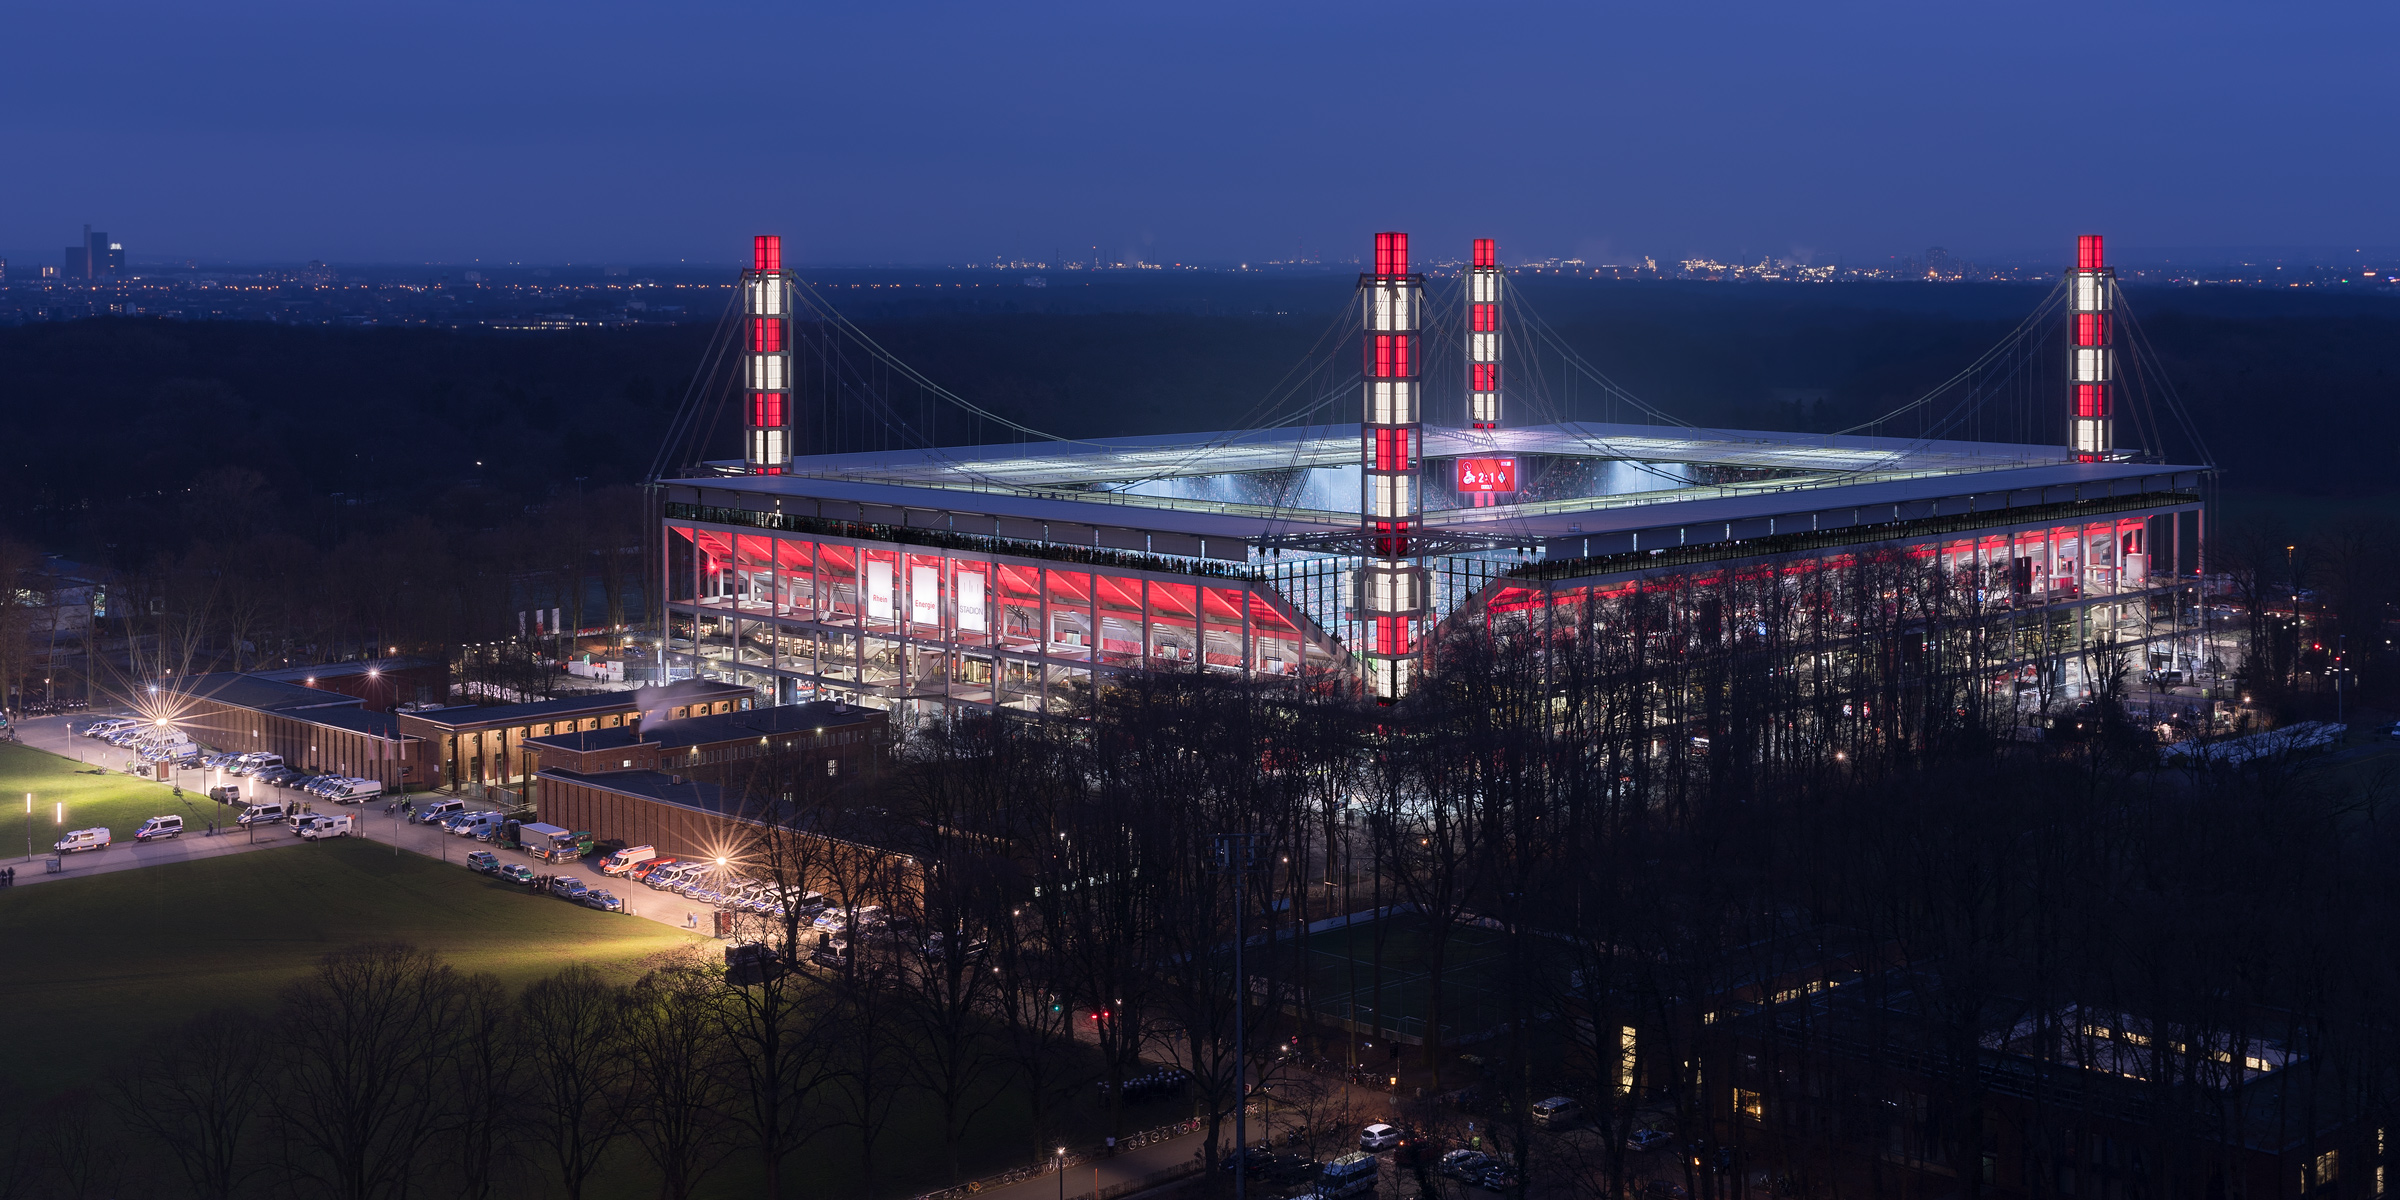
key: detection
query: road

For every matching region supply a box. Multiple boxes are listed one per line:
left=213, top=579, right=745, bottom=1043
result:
left=5, top=714, right=724, bottom=932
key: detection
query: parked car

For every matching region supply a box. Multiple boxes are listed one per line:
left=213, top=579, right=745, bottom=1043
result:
left=498, top=863, right=537, bottom=884
left=580, top=889, right=625, bottom=913
left=629, top=856, right=679, bottom=882
left=1360, top=1123, right=1403, bottom=1152
left=54, top=827, right=111, bottom=853
left=1438, top=1150, right=1491, bottom=1181
left=550, top=876, right=589, bottom=901
left=237, top=802, right=288, bottom=825
left=1626, top=1128, right=1672, bottom=1153
left=466, top=850, right=499, bottom=873
left=134, top=815, right=184, bottom=841
left=1530, top=1095, right=1582, bottom=1128
left=207, top=784, right=243, bottom=804
left=415, top=798, right=466, bottom=825
left=1480, top=1163, right=1520, bottom=1191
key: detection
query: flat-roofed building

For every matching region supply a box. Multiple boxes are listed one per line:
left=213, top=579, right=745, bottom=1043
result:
left=523, top=699, right=884, bottom=783
left=394, top=678, right=754, bottom=798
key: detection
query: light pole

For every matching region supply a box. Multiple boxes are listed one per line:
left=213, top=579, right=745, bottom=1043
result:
left=1054, top=1147, right=1065, bottom=1200
left=23, top=793, right=30, bottom=861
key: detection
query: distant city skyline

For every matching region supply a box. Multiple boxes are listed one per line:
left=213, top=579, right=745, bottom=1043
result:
left=5, top=2, right=2392, bottom=267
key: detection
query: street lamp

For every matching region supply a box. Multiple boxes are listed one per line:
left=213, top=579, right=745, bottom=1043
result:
left=1055, top=1147, right=1066, bottom=1200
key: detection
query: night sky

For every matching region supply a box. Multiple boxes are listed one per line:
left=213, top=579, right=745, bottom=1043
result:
left=6, top=2, right=2391, bottom=266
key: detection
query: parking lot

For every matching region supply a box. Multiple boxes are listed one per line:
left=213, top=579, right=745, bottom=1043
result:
left=10, top=713, right=727, bottom=934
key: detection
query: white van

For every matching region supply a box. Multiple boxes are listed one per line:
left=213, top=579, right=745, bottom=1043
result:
left=238, top=801, right=288, bottom=825
left=1317, top=1152, right=1378, bottom=1199
left=1531, top=1096, right=1583, bottom=1128
left=415, top=798, right=465, bottom=825
left=55, top=827, right=111, bottom=853
left=297, top=814, right=355, bottom=840
left=333, top=779, right=384, bottom=802
left=453, top=811, right=504, bottom=839
left=135, top=815, right=185, bottom=842
left=601, top=845, right=658, bottom=875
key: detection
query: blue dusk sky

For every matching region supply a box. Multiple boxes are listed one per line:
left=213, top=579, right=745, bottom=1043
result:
left=4, top=1, right=2392, bottom=266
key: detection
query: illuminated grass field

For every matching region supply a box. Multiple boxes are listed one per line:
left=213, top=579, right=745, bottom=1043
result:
left=0, top=739, right=227, bottom=852
left=0, top=836, right=701, bottom=1098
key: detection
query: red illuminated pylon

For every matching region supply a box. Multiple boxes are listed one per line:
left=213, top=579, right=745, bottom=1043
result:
left=1357, top=233, right=1427, bottom=700
left=2069, top=235, right=2112, bottom=463
left=744, top=235, right=793, bottom=475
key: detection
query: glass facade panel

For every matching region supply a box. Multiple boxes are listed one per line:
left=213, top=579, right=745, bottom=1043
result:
left=1045, top=569, right=1093, bottom=659
left=952, top=653, right=996, bottom=704
left=1201, top=586, right=1248, bottom=671
left=737, top=618, right=774, bottom=666
left=698, top=613, right=734, bottom=667
left=995, top=564, right=1042, bottom=648
left=1148, top=580, right=1198, bottom=665
left=819, top=543, right=859, bottom=627
left=953, top=561, right=992, bottom=647
left=820, top=631, right=859, bottom=682
left=1000, top=656, right=1041, bottom=712
left=667, top=527, right=696, bottom=603
left=775, top=537, right=817, bottom=618
left=734, top=535, right=775, bottom=611
left=776, top=624, right=815, bottom=675
left=1093, top=572, right=1145, bottom=666
left=693, top=530, right=736, bottom=608
left=862, top=634, right=903, bottom=688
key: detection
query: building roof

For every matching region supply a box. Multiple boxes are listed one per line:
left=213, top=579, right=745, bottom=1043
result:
left=169, top=672, right=369, bottom=714
left=524, top=700, right=879, bottom=756
left=305, top=707, right=410, bottom=739
left=401, top=678, right=752, bottom=732
left=249, top=656, right=442, bottom=684
left=669, top=422, right=2206, bottom=553
left=539, top=767, right=731, bottom=815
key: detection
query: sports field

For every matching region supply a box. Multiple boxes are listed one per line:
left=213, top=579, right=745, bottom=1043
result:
left=0, top=837, right=700, bottom=1097
left=0, top=739, right=230, bottom=852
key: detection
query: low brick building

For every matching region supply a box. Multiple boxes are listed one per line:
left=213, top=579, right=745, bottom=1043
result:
left=394, top=678, right=754, bottom=797
left=536, top=766, right=918, bottom=904
left=164, top=672, right=433, bottom=791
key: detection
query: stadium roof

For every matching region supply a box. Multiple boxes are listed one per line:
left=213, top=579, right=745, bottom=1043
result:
left=670, top=422, right=2204, bottom=557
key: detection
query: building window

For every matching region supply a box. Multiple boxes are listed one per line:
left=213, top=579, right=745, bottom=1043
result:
left=826, top=758, right=838, bottom=777
left=1735, top=1089, right=1763, bottom=1121
left=2309, top=1150, right=2340, bottom=1190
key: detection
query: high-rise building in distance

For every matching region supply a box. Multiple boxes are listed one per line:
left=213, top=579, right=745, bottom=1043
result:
left=63, top=226, right=120, bottom=279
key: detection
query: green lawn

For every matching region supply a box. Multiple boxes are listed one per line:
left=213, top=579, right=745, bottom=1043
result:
left=0, top=739, right=232, bottom=850
left=0, top=832, right=1169, bottom=1199
left=0, top=837, right=701, bottom=1097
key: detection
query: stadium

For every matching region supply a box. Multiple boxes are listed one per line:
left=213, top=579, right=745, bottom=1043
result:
left=656, top=234, right=2209, bottom=723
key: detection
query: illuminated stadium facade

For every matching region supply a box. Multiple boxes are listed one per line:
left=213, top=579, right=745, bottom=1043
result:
left=656, top=234, right=2207, bottom=721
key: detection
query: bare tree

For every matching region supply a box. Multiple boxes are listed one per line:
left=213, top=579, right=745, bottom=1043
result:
left=110, top=1008, right=270, bottom=1200
left=270, top=942, right=468, bottom=1200
left=519, top=963, right=633, bottom=1200
left=437, top=972, right=526, bottom=1200
left=621, top=965, right=741, bottom=1200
